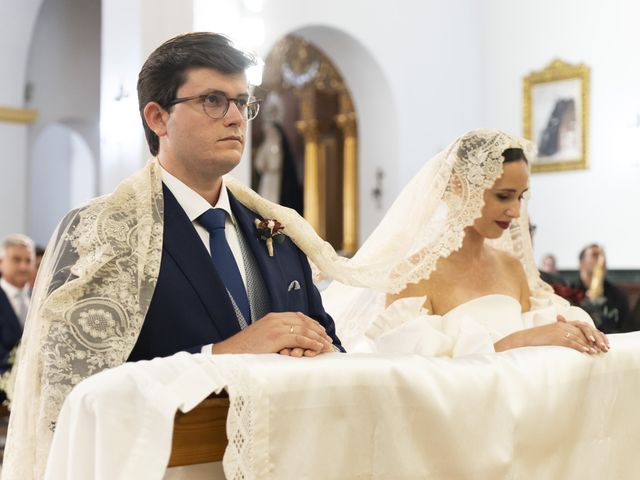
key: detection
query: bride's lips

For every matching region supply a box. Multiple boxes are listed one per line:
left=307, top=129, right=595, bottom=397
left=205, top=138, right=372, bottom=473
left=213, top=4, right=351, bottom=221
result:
left=495, top=221, right=511, bottom=230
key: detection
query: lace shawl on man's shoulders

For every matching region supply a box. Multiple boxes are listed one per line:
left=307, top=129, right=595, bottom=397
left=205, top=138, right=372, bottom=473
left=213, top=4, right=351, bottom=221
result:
left=3, top=160, right=164, bottom=479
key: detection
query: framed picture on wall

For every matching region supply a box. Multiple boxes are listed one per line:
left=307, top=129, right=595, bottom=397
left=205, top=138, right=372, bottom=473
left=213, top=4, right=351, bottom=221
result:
left=523, top=59, right=590, bottom=173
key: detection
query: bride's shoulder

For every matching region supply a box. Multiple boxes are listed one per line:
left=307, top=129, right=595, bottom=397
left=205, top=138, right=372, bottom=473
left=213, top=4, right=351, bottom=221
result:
left=386, top=277, right=436, bottom=311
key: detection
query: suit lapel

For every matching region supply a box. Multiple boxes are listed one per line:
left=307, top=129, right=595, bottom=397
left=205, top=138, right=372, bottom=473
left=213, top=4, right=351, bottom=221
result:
left=229, top=191, right=288, bottom=310
left=162, top=185, right=241, bottom=340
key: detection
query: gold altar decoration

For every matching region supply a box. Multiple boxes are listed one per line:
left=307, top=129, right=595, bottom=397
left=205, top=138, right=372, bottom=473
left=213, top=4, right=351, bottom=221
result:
left=259, top=35, right=358, bottom=254
left=523, top=59, right=590, bottom=173
left=0, top=106, right=38, bottom=123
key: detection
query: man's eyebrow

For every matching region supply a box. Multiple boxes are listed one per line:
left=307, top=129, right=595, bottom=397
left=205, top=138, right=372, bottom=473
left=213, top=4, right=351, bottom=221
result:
left=201, top=89, right=250, bottom=98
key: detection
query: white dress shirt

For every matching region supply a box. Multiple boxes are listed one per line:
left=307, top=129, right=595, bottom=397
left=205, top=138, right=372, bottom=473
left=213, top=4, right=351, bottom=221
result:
left=160, top=166, right=248, bottom=354
left=0, top=277, right=30, bottom=327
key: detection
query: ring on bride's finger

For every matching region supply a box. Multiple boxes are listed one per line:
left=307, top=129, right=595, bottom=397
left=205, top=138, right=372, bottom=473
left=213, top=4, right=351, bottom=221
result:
left=289, top=325, right=294, bottom=334
left=565, top=332, right=571, bottom=339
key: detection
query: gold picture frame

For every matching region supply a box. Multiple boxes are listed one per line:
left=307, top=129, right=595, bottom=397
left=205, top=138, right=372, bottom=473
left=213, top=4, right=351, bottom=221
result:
left=523, top=59, right=590, bottom=173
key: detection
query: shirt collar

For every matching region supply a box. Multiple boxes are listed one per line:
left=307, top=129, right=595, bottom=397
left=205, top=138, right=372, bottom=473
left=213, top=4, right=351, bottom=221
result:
left=159, top=164, right=235, bottom=224
left=0, top=277, right=27, bottom=298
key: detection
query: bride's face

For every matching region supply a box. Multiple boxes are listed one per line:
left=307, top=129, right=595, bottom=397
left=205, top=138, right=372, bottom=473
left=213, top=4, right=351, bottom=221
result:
left=472, top=160, right=529, bottom=239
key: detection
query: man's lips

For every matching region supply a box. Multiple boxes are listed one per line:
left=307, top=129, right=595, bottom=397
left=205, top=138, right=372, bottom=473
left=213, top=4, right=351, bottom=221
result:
left=495, top=221, right=510, bottom=230
left=219, top=135, right=243, bottom=143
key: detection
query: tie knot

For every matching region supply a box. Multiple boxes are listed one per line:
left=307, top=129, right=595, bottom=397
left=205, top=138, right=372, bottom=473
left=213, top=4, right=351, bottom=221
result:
left=199, top=208, right=227, bottom=233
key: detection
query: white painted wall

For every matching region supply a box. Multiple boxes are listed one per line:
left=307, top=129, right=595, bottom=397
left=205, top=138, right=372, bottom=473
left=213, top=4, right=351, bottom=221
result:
left=29, top=123, right=72, bottom=244
left=100, top=0, right=193, bottom=194
left=0, top=0, right=44, bottom=238
left=482, top=0, right=640, bottom=269
left=25, top=0, right=101, bottom=245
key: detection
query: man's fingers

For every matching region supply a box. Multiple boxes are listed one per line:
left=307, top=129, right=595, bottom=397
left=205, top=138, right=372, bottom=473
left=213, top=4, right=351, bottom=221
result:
left=286, top=319, right=333, bottom=345
left=294, top=312, right=333, bottom=341
left=290, top=347, right=305, bottom=357
left=290, top=335, right=324, bottom=351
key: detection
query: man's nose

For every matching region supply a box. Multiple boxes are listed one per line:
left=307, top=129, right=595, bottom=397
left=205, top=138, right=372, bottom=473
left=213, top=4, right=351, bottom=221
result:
left=223, top=101, right=243, bottom=125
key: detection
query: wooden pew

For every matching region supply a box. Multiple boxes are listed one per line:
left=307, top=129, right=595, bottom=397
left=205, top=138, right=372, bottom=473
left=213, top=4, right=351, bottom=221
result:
left=167, top=392, right=230, bottom=467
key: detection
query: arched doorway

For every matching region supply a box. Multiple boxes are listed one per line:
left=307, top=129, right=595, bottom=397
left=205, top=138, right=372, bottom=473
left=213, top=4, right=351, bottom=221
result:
left=252, top=34, right=358, bottom=255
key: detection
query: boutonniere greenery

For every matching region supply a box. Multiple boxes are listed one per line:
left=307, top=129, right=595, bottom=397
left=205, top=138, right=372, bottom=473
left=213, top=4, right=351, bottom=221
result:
left=254, top=218, right=285, bottom=257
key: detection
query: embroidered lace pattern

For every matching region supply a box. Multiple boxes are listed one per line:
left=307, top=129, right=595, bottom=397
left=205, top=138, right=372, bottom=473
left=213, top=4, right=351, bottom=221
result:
left=3, top=161, right=164, bottom=479
left=222, top=361, right=258, bottom=479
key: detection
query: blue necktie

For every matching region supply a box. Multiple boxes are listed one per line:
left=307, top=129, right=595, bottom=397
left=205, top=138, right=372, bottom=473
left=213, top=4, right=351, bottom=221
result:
left=199, top=208, right=251, bottom=325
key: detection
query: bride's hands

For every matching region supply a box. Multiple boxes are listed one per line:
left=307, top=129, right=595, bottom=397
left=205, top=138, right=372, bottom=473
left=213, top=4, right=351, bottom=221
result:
left=557, top=315, right=609, bottom=352
left=494, top=315, right=609, bottom=354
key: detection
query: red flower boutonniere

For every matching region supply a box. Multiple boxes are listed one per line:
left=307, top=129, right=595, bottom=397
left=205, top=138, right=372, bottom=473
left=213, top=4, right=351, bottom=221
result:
left=254, top=218, right=285, bottom=257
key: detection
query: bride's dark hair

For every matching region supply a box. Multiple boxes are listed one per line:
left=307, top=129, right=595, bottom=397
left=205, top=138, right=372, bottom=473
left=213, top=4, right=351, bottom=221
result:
left=502, top=147, right=528, bottom=164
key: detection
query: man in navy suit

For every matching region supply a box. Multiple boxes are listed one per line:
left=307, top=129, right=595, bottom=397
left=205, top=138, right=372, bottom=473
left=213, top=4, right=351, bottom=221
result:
left=128, top=32, right=342, bottom=360
left=0, top=234, right=34, bottom=373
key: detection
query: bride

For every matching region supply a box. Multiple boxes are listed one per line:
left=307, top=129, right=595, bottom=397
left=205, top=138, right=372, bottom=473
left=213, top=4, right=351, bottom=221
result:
left=318, top=129, right=608, bottom=356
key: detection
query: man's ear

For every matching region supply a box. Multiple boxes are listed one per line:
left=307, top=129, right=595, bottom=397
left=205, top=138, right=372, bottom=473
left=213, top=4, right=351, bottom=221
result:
left=143, top=102, right=169, bottom=137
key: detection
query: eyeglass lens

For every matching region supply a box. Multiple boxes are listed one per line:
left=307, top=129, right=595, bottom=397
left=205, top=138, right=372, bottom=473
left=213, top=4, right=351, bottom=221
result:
left=202, top=93, right=259, bottom=120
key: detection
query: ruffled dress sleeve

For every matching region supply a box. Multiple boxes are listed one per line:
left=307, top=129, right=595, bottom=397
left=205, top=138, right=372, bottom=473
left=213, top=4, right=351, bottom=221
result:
left=365, top=297, right=496, bottom=357
left=522, top=293, right=595, bottom=329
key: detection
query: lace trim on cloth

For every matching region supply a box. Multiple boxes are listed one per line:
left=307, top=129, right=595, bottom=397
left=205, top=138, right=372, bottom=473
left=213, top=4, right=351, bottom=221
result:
left=221, top=357, right=272, bottom=480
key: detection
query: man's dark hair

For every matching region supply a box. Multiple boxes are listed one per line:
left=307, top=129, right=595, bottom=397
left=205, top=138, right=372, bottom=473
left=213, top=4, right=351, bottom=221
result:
left=137, top=32, right=256, bottom=156
left=502, top=147, right=528, bottom=164
left=579, top=243, right=600, bottom=262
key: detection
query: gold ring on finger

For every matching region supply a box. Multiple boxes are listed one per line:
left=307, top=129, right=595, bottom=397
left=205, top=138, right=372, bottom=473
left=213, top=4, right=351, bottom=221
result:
left=565, top=332, right=570, bottom=339
left=289, top=325, right=294, bottom=334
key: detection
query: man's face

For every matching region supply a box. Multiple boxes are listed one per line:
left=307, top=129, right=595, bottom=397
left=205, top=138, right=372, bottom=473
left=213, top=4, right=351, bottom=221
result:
left=0, top=245, right=34, bottom=288
left=580, top=246, right=605, bottom=275
left=159, top=67, right=249, bottom=185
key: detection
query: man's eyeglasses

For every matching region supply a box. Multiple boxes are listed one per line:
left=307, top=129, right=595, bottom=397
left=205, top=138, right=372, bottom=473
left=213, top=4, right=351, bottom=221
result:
left=165, top=92, right=261, bottom=121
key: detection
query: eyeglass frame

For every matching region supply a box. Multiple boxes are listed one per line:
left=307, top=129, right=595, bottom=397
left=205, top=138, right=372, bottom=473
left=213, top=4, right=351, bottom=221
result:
left=164, top=91, right=262, bottom=121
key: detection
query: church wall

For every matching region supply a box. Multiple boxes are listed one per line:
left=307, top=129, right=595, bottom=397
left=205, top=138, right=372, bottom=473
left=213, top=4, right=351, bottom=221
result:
left=25, top=0, right=101, bottom=246
left=0, top=0, right=44, bottom=239
left=100, top=0, right=194, bottom=195
left=481, top=0, right=640, bottom=269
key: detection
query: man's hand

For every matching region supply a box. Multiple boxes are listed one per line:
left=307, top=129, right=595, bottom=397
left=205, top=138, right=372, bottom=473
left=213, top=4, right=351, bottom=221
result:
left=211, top=312, right=334, bottom=355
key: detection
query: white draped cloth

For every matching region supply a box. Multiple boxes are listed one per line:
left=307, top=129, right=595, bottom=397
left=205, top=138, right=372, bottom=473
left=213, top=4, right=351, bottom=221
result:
left=45, top=333, right=640, bottom=479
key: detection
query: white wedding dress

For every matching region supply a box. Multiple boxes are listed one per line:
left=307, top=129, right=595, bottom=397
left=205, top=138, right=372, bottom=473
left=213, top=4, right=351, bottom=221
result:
left=342, top=293, right=593, bottom=357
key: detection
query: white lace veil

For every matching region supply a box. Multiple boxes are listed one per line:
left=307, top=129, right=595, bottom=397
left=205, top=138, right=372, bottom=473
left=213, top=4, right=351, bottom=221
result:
left=318, top=129, right=554, bottom=345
